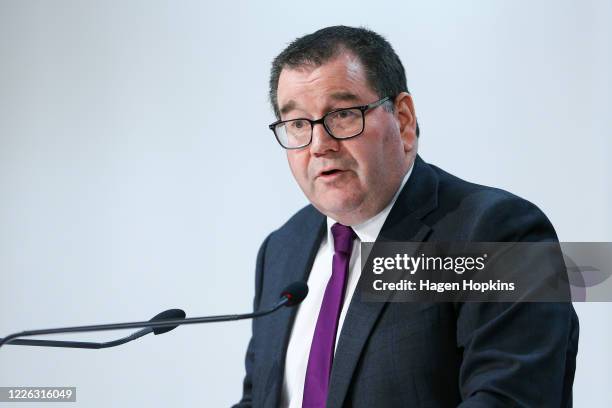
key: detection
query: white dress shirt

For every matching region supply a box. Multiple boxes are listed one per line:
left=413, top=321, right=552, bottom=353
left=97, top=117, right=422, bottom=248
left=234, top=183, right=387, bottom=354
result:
left=280, top=165, right=414, bottom=408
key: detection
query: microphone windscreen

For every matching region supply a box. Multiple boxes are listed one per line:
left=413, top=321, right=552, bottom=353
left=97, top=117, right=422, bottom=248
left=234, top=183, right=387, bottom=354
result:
left=281, top=282, right=309, bottom=306
left=150, top=309, right=186, bottom=335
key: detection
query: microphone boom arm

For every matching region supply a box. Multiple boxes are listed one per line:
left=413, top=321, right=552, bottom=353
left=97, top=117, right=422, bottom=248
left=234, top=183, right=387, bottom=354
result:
left=0, top=296, right=288, bottom=348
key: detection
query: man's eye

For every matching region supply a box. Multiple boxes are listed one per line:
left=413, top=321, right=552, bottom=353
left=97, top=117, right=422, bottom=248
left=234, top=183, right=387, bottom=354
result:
left=337, top=110, right=357, bottom=119
left=291, top=120, right=306, bottom=129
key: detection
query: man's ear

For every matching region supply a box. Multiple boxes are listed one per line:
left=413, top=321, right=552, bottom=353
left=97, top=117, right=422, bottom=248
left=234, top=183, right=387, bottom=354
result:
left=394, top=92, right=417, bottom=153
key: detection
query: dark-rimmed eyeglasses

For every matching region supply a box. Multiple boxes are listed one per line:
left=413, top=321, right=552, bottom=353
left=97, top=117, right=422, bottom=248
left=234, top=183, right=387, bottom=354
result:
left=268, top=96, right=391, bottom=150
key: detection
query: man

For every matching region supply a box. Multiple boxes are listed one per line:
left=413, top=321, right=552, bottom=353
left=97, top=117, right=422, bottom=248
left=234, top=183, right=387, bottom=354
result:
left=235, top=26, right=578, bottom=407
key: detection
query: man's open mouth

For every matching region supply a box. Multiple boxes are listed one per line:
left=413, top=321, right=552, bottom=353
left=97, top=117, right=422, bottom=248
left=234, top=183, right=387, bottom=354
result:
left=321, top=169, right=342, bottom=176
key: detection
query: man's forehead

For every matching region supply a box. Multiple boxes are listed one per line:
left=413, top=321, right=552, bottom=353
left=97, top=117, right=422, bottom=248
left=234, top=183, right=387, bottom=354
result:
left=277, top=53, right=373, bottom=115
left=278, top=53, right=364, bottom=89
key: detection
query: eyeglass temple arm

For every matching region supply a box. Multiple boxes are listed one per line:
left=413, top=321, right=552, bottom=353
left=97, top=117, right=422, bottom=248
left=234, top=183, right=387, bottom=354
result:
left=365, top=96, right=391, bottom=110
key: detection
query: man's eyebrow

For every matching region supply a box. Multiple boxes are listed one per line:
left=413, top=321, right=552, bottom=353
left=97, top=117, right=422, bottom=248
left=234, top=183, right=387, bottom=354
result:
left=279, top=92, right=360, bottom=116
left=279, top=100, right=297, bottom=116
left=329, top=91, right=360, bottom=102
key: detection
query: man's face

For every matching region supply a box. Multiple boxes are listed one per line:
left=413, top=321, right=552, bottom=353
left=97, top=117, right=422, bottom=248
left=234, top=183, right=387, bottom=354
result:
left=276, top=53, right=416, bottom=225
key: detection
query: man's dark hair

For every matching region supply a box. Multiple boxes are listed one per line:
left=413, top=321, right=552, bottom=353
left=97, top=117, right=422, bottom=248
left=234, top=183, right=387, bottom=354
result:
left=269, top=25, right=419, bottom=136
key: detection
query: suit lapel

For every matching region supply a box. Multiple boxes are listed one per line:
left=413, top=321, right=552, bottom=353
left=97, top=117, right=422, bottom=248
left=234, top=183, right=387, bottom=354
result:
left=264, top=209, right=326, bottom=408
left=326, top=155, right=440, bottom=408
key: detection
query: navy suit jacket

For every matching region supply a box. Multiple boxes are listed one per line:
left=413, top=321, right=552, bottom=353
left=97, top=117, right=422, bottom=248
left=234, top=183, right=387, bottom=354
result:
left=235, top=155, right=579, bottom=407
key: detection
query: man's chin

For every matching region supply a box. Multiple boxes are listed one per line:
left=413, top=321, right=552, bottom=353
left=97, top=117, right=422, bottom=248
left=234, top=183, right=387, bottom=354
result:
left=311, top=196, right=365, bottom=222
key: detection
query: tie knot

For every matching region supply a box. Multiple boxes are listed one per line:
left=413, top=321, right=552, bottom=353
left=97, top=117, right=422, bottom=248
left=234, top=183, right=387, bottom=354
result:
left=331, top=223, right=356, bottom=255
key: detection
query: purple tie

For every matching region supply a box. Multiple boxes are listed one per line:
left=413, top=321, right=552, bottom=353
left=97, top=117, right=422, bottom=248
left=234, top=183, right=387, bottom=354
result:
left=302, top=223, right=356, bottom=407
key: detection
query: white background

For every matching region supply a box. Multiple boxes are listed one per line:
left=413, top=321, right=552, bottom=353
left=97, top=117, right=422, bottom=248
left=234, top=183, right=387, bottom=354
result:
left=1, top=1, right=610, bottom=406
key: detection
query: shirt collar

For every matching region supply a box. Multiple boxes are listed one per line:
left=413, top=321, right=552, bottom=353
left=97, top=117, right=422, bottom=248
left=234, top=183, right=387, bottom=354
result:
left=325, top=162, right=415, bottom=245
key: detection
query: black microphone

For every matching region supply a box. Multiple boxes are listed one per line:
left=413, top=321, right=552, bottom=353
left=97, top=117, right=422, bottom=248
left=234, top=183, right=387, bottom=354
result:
left=0, top=309, right=186, bottom=349
left=280, top=281, right=309, bottom=306
left=0, top=281, right=308, bottom=349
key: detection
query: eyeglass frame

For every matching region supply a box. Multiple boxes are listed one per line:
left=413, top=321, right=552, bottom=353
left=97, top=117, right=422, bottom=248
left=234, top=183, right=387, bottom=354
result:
left=268, top=96, right=392, bottom=150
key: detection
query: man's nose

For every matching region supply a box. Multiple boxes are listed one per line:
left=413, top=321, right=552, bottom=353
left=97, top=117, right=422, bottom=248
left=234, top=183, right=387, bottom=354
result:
left=310, top=122, right=339, bottom=156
